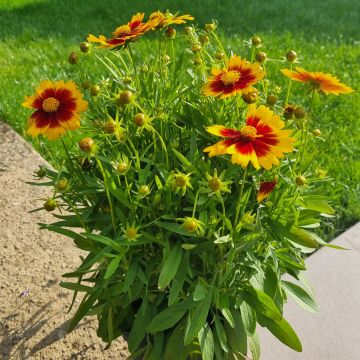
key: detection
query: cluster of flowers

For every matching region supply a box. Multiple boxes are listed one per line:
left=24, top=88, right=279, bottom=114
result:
left=24, top=10, right=352, bottom=360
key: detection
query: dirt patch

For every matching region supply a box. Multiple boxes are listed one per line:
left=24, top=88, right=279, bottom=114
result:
left=0, top=121, right=129, bottom=359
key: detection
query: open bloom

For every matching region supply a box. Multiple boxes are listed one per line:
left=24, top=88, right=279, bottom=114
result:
left=88, top=13, right=155, bottom=49
left=204, top=105, right=295, bottom=169
left=257, top=179, right=277, bottom=203
left=23, top=80, right=87, bottom=140
left=281, top=67, right=353, bottom=95
left=203, top=55, right=264, bottom=98
left=149, top=11, right=194, bottom=28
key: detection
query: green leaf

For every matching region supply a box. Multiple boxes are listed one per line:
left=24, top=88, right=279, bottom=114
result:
left=158, top=245, right=183, bottom=290
left=244, top=287, right=282, bottom=321
left=60, top=282, right=93, bottom=293
left=184, top=289, right=213, bottom=345
left=214, top=317, right=229, bottom=353
left=223, top=309, right=247, bottom=356
left=104, top=255, right=122, bottom=279
left=85, top=233, right=122, bottom=251
left=147, top=298, right=196, bottom=333
left=214, top=234, right=231, bottom=244
left=297, top=198, right=335, bottom=215
left=198, top=322, right=215, bottom=360
left=157, top=222, right=197, bottom=237
left=128, top=301, right=154, bottom=353
left=257, top=313, right=302, bottom=352
left=169, top=256, right=187, bottom=305
left=164, top=320, right=192, bottom=360
left=240, top=300, right=256, bottom=335
left=282, top=280, right=318, bottom=313
left=221, top=308, right=235, bottom=329
left=193, top=281, right=209, bottom=301
left=307, top=231, right=349, bottom=250
left=249, top=332, right=261, bottom=360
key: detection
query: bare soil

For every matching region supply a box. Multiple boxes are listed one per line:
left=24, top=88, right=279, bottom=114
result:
left=0, top=122, right=129, bottom=359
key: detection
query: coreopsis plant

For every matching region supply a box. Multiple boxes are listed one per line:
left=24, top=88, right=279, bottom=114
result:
left=24, top=10, right=353, bottom=360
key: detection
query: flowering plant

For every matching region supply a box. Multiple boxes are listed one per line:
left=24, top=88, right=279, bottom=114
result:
left=25, top=11, right=352, bottom=359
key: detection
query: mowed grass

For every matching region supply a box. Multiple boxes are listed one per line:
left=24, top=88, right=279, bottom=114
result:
left=0, top=0, right=359, bottom=240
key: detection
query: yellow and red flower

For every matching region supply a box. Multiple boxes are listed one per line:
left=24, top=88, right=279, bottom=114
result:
left=204, top=105, right=295, bottom=169
left=257, top=179, right=277, bottom=203
left=149, top=11, right=194, bottom=28
left=87, top=13, right=156, bottom=49
left=203, top=55, right=264, bottom=98
left=23, top=80, right=87, bottom=140
left=281, top=67, right=353, bottom=95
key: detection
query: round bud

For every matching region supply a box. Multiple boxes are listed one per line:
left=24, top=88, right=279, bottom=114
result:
left=266, top=94, right=278, bottom=106
left=205, top=23, right=216, bottom=32
left=296, top=175, right=307, bottom=186
left=123, top=76, right=132, bottom=84
left=117, top=162, right=128, bottom=175
left=117, top=90, right=133, bottom=106
left=126, top=227, right=137, bottom=240
left=284, top=105, right=296, bottom=119
left=215, top=51, right=224, bottom=60
left=56, top=178, right=68, bottom=192
left=183, top=218, right=198, bottom=233
left=139, top=64, right=149, bottom=72
left=44, top=198, right=57, bottom=212
left=103, top=119, right=116, bottom=134
left=90, top=85, right=101, bottom=97
left=78, top=137, right=95, bottom=153
left=191, top=44, right=202, bottom=53
left=200, top=35, right=209, bottom=45
left=312, top=129, right=321, bottom=137
left=139, top=185, right=150, bottom=197
left=294, top=106, right=306, bottom=119
left=175, top=175, right=187, bottom=188
left=208, top=177, right=221, bottom=192
left=184, top=26, right=193, bottom=35
left=81, top=80, right=91, bottom=89
left=79, top=42, right=90, bottom=53
left=68, top=52, right=78, bottom=64
left=255, top=51, right=267, bottom=63
left=286, top=50, right=297, bottom=63
left=165, top=27, right=176, bottom=39
left=242, top=89, right=258, bottom=104
left=133, top=113, right=146, bottom=127
left=251, top=36, right=262, bottom=46
left=193, top=56, right=203, bottom=66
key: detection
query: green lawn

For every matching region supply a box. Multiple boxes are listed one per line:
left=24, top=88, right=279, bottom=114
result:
left=0, top=0, right=359, bottom=240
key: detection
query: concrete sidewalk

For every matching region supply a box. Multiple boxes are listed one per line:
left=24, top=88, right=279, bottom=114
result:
left=259, top=222, right=360, bottom=359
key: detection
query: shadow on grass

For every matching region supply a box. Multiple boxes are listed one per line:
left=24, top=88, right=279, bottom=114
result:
left=0, top=0, right=359, bottom=41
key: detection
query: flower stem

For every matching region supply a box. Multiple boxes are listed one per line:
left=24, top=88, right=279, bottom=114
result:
left=234, top=167, right=248, bottom=226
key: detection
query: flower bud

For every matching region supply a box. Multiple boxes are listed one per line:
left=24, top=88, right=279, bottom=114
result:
left=56, top=178, right=68, bottom=192
left=117, top=90, right=134, bottom=106
left=138, top=185, right=150, bottom=197
left=125, top=227, right=138, bottom=240
left=193, top=56, right=203, bottom=66
left=123, top=76, right=132, bottom=84
left=90, top=85, right=101, bottom=97
left=286, top=50, right=297, bottom=63
left=184, top=26, right=193, bottom=35
left=208, top=177, right=221, bottom=192
left=242, top=88, right=258, bottom=104
left=215, top=51, right=224, bottom=60
left=103, top=119, right=117, bottom=134
left=183, top=218, right=198, bottom=233
left=312, top=128, right=321, bottom=136
left=163, top=54, right=171, bottom=64
left=79, top=42, right=90, bottom=53
left=68, top=52, right=78, bottom=64
left=117, top=162, right=129, bottom=175
left=296, top=175, right=307, bottom=186
left=191, top=44, right=202, bottom=53
left=200, top=35, right=209, bottom=45
left=294, top=106, right=306, bottom=119
left=81, top=80, right=91, bottom=89
left=255, top=51, right=267, bottom=63
left=165, top=27, right=176, bottom=39
left=316, top=168, right=327, bottom=178
left=266, top=94, right=278, bottom=106
left=133, top=113, right=146, bottom=127
left=44, top=198, right=57, bottom=212
left=284, top=104, right=296, bottom=119
left=205, top=23, right=216, bottom=32
left=251, top=36, right=262, bottom=46
left=78, top=137, right=95, bottom=153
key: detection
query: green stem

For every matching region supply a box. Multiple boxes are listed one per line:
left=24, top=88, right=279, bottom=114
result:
left=234, top=167, right=248, bottom=226
left=96, top=158, right=117, bottom=234
left=285, top=63, right=293, bottom=105
left=127, top=45, right=138, bottom=83
left=192, top=189, right=200, bottom=218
